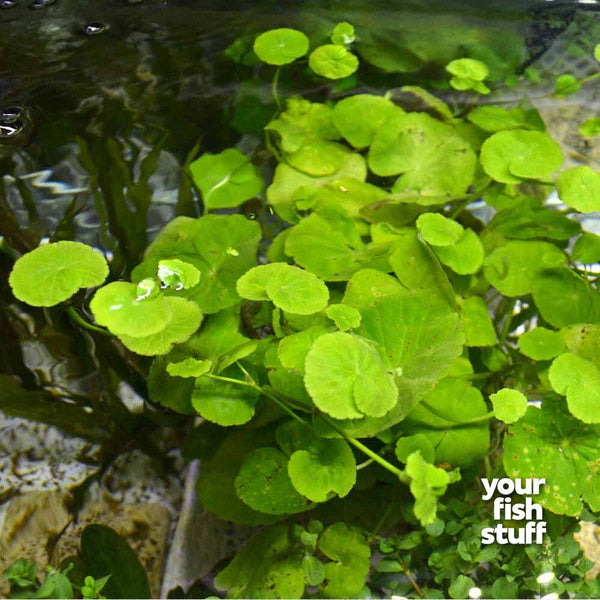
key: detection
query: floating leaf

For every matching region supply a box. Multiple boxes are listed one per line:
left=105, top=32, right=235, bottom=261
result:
left=573, top=232, right=600, bottom=264
left=467, top=105, right=544, bottom=132
left=490, top=388, right=527, bottom=424
left=288, top=438, right=356, bottom=502
left=459, top=296, right=496, bottom=347
left=532, top=268, right=600, bottom=328
left=556, top=166, right=600, bottom=213
left=433, top=229, right=484, bottom=275
left=214, top=524, right=305, bottom=599
left=560, top=324, right=600, bottom=368
left=267, top=153, right=367, bottom=223
left=480, top=129, right=563, bottom=183
left=133, top=214, right=261, bottom=314
left=192, top=369, right=259, bottom=426
left=483, top=241, right=566, bottom=297
left=157, top=258, right=200, bottom=290
left=446, top=58, right=489, bottom=94
left=189, top=148, right=262, bottom=209
left=549, top=353, right=600, bottom=423
left=309, top=44, right=359, bottom=79
left=285, top=212, right=393, bottom=281
left=330, top=22, right=355, bottom=45
left=519, top=327, right=565, bottom=360
left=417, top=212, right=464, bottom=246
left=253, top=28, right=309, bottom=65
left=10, top=241, right=109, bottom=307
left=304, top=331, right=398, bottom=419
left=369, top=113, right=476, bottom=198
left=318, top=523, right=370, bottom=598
left=90, top=282, right=172, bottom=337
left=119, top=297, right=203, bottom=356
left=504, top=401, right=600, bottom=516
left=167, top=357, right=212, bottom=378
left=332, top=94, right=403, bottom=148
left=235, top=447, right=312, bottom=515
left=237, top=262, right=329, bottom=315
left=325, top=303, right=361, bottom=331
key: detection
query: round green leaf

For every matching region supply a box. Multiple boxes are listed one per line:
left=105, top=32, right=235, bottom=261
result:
left=309, top=44, right=359, bottom=79
left=483, top=240, right=566, bottom=297
left=556, top=165, right=600, bottom=213
left=561, top=324, right=600, bottom=368
left=304, top=332, right=398, bottom=419
left=118, top=297, right=203, bottom=356
left=253, top=28, right=309, bottom=65
left=236, top=262, right=329, bottom=315
left=490, top=388, right=527, bottom=424
left=235, top=447, right=312, bottom=515
left=433, top=229, right=484, bottom=275
left=395, top=434, right=435, bottom=463
left=157, top=259, right=200, bottom=290
left=325, top=303, right=361, bottom=331
left=192, top=372, right=259, bottom=426
left=90, top=281, right=172, bottom=337
left=504, top=401, right=600, bottom=516
left=10, top=241, right=109, bottom=307
left=573, top=232, right=600, bottom=264
left=288, top=438, right=356, bottom=502
left=189, top=148, right=263, bottom=209
left=554, top=74, right=580, bottom=97
left=549, top=353, right=600, bottom=423
left=579, top=117, right=600, bottom=138
left=318, top=523, right=370, bottom=598
left=332, top=94, right=403, bottom=148
left=417, top=213, right=464, bottom=246
left=459, top=296, right=497, bottom=347
left=480, top=129, right=563, bottom=183
left=446, top=58, right=488, bottom=81
left=519, top=327, right=565, bottom=360
left=330, top=22, right=355, bottom=46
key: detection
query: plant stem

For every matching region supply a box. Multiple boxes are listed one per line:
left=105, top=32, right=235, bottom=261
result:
left=67, top=307, right=111, bottom=336
left=319, top=414, right=407, bottom=481
left=272, top=66, right=282, bottom=111
left=499, top=298, right=517, bottom=346
left=206, top=373, right=256, bottom=389
left=420, top=400, right=495, bottom=426
left=399, top=556, right=425, bottom=598
left=356, top=458, right=374, bottom=470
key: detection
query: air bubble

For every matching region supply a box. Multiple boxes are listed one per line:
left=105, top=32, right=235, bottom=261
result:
left=29, top=0, right=56, bottom=9
left=0, top=121, right=24, bottom=138
left=246, top=212, right=257, bottom=220
left=84, top=22, right=109, bottom=36
left=0, top=0, right=19, bottom=8
left=0, top=106, right=23, bottom=123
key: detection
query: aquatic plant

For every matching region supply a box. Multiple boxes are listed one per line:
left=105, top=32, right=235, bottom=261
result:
left=5, top=21, right=600, bottom=600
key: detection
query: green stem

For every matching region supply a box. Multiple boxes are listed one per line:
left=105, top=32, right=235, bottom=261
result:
left=206, top=373, right=256, bottom=389
left=67, top=307, right=111, bottom=336
left=356, top=458, right=374, bottom=470
left=319, top=414, right=407, bottom=481
left=420, top=400, right=495, bottom=426
left=272, top=66, right=282, bottom=111
left=498, top=298, right=517, bottom=346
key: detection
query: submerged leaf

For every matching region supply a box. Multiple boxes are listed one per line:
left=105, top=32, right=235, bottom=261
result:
left=10, top=241, right=109, bottom=307
left=309, top=44, right=359, bottom=79
left=490, top=388, right=527, bottom=424
left=519, top=327, right=565, bottom=360
left=556, top=166, right=600, bottom=213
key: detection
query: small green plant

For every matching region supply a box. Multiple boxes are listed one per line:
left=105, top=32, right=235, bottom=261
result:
left=6, top=21, right=600, bottom=599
